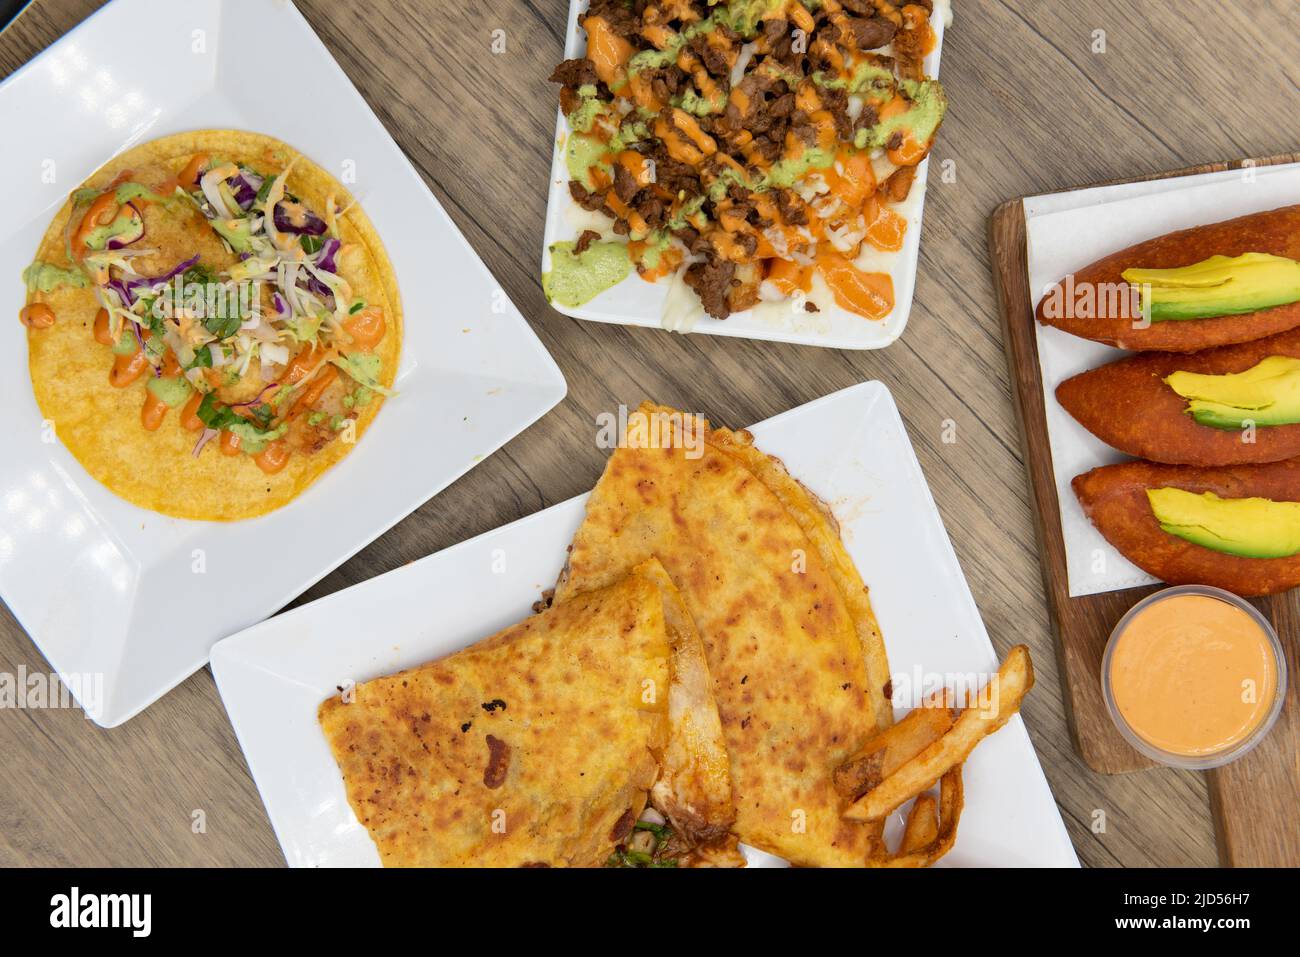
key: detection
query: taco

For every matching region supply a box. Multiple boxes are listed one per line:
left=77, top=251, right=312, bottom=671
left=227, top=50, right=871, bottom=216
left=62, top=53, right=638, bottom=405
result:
left=19, top=130, right=401, bottom=520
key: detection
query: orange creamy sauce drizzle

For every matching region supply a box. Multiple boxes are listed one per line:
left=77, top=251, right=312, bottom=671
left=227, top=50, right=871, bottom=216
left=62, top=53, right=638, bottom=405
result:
left=24, top=155, right=390, bottom=477
left=576, top=1, right=938, bottom=320
left=1109, top=595, right=1277, bottom=756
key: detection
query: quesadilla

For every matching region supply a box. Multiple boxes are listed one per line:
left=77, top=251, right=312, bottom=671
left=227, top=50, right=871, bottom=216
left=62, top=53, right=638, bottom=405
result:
left=20, top=130, right=400, bottom=520
left=554, top=403, right=893, bottom=866
left=318, top=559, right=736, bottom=867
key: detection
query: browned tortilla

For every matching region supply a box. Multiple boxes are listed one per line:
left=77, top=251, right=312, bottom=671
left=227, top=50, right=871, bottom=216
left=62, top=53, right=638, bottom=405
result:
left=318, top=560, right=736, bottom=867
left=555, top=403, right=892, bottom=866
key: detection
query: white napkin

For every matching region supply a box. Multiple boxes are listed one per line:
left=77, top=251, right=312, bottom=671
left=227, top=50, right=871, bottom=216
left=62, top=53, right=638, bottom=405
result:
left=1023, top=163, right=1300, bottom=597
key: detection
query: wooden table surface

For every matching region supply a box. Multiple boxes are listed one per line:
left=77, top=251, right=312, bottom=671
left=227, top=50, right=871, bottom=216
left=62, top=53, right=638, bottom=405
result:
left=1, top=0, right=1295, bottom=868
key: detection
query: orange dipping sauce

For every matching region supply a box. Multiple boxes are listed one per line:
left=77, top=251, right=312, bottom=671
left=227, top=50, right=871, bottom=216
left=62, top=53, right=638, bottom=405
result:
left=1105, top=591, right=1282, bottom=763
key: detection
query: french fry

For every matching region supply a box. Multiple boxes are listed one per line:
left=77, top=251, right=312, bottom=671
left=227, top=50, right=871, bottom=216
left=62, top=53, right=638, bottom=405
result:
left=832, top=688, right=959, bottom=800
left=844, top=645, right=1034, bottom=823
left=900, top=793, right=939, bottom=853
left=867, top=765, right=964, bottom=868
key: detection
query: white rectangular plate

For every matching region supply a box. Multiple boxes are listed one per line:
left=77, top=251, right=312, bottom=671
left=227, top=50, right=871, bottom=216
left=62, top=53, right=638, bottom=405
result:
left=541, top=0, right=946, bottom=349
left=1025, top=162, right=1300, bottom=597
left=212, top=382, right=1077, bottom=867
left=0, top=0, right=566, bottom=726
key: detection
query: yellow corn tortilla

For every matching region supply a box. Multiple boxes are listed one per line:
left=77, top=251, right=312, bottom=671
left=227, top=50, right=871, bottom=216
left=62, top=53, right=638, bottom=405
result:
left=554, top=403, right=893, bottom=866
left=318, top=559, right=736, bottom=868
left=23, top=130, right=401, bottom=520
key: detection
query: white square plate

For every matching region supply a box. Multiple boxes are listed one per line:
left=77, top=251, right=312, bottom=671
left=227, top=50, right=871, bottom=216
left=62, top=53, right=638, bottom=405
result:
left=541, top=0, right=946, bottom=349
left=211, top=382, right=1077, bottom=867
left=0, top=0, right=566, bottom=726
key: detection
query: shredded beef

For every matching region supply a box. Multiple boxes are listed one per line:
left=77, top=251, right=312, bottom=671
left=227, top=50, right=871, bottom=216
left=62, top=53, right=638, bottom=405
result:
left=697, top=41, right=732, bottom=78
left=612, top=162, right=639, bottom=203
left=853, top=101, right=881, bottom=135
left=820, top=86, right=855, bottom=141
left=750, top=134, right=782, bottom=163
left=789, top=108, right=817, bottom=146
left=774, top=188, right=808, bottom=226
left=848, top=16, right=898, bottom=51
left=684, top=256, right=737, bottom=319
left=646, top=144, right=703, bottom=198
left=569, top=180, right=608, bottom=212
left=672, top=225, right=701, bottom=249
left=574, top=229, right=600, bottom=255
left=548, top=57, right=598, bottom=89
left=635, top=194, right=666, bottom=229
left=585, top=0, right=641, bottom=39
left=762, top=17, right=786, bottom=44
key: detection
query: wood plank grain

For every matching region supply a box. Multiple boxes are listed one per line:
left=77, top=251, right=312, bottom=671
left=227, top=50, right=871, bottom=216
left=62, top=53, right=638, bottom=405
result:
left=3, top=0, right=1297, bottom=868
left=1210, top=594, right=1300, bottom=867
left=990, top=153, right=1300, bottom=865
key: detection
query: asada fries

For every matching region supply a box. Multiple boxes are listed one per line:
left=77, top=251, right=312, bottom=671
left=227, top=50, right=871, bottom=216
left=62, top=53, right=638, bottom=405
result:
left=843, top=646, right=1035, bottom=823
left=833, top=688, right=959, bottom=800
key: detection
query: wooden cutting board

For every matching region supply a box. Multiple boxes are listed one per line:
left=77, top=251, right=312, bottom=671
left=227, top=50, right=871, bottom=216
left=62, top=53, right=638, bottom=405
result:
left=988, top=154, right=1300, bottom=868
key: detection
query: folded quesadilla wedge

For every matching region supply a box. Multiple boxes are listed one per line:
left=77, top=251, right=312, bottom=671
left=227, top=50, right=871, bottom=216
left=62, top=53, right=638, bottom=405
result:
left=318, top=559, right=736, bottom=867
left=637, top=557, right=736, bottom=851
left=554, top=403, right=893, bottom=866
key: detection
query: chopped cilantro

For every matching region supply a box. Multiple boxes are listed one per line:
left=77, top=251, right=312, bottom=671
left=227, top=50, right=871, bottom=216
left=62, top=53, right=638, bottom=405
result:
left=187, top=344, right=213, bottom=369
left=196, top=393, right=240, bottom=430
left=182, top=264, right=217, bottom=286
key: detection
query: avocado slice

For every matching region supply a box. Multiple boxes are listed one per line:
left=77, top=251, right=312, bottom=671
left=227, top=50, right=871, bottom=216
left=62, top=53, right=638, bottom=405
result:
left=1147, top=487, right=1300, bottom=558
left=1123, top=253, right=1300, bottom=322
left=1165, top=355, right=1300, bottom=429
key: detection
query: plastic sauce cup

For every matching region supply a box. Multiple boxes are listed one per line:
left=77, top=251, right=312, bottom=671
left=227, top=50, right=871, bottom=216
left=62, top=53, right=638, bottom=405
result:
left=1101, top=585, right=1286, bottom=770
